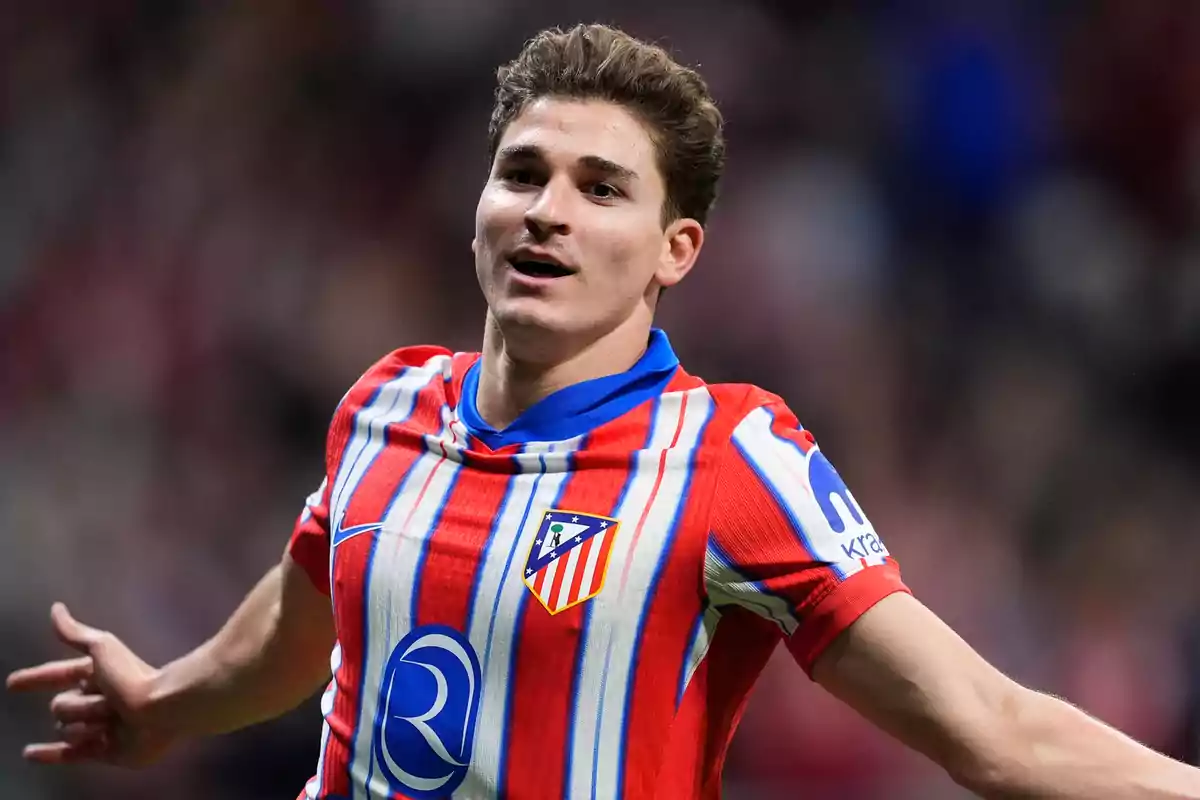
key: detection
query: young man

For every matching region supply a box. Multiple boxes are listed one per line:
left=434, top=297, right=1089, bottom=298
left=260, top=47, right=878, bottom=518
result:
left=8, top=23, right=1200, bottom=800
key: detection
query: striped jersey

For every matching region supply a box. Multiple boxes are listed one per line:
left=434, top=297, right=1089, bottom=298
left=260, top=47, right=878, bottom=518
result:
left=288, top=329, right=909, bottom=800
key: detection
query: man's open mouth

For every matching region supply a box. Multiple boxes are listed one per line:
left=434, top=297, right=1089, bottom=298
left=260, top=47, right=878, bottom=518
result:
left=509, top=259, right=574, bottom=279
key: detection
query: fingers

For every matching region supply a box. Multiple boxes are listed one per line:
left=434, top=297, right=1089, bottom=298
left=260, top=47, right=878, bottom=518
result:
left=22, top=739, right=108, bottom=765
left=51, top=603, right=103, bottom=654
left=6, top=603, right=110, bottom=694
left=6, top=657, right=94, bottom=694
left=57, top=721, right=110, bottom=747
left=50, top=689, right=111, bottom=724
left=21, top=711, right=113, bottom=764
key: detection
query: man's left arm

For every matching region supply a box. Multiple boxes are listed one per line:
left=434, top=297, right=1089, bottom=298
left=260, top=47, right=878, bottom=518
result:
left=811, top=592, right=1200, bottom=799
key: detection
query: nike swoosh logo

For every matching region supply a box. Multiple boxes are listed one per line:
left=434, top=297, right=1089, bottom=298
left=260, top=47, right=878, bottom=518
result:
left=332, top=521, right=385, bottom=547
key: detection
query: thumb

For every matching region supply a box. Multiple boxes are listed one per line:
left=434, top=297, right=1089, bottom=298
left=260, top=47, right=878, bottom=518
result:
left=51, top=603, right=103, bottom=654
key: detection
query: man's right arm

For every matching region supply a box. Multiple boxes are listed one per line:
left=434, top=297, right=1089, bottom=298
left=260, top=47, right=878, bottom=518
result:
left=143, top=551, right=335, bottom=737
left=7, top=551, right=334, bottom=765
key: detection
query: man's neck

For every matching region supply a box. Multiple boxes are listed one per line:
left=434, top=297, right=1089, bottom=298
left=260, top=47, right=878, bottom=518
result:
left=475, top=312, right=653, bottom=431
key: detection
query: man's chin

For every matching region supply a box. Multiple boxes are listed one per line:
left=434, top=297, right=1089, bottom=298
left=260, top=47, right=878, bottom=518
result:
left=490, top=303, right=589, bottom=358
left=493, top=298, right=568, bottom=332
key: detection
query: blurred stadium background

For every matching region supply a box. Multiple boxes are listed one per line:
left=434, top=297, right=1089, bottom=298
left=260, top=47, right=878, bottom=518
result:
left=2, top=2, right=1199, bottom=798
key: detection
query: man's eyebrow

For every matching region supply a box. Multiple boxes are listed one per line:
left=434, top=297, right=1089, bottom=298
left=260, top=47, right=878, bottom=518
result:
left=577, top=155, right=639, bottom=183
left=494, top=145, right=639, bottom=182
left=495, top=144, right=544, bottom=163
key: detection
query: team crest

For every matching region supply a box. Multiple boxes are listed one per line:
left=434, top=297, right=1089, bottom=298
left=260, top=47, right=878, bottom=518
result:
left=523, top=509, right=620, bottom=615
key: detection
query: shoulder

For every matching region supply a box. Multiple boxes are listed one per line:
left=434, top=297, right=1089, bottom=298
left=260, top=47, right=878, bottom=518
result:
left=333, top=343, right=473, bottom=423
left=675, top=372, right=806, bottom=443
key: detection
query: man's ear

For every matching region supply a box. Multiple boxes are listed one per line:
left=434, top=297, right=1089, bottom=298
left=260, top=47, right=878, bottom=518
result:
left=656, top=217, right=704, bottom=289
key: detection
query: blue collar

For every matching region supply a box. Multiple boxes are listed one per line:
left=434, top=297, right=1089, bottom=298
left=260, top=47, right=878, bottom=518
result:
left=459, top=328, right=679, bottom=449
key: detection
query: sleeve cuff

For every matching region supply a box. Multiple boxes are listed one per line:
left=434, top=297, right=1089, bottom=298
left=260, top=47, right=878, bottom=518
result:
left=286, top=532, right=332, bottom=596
left=787, top=563, right=910, bottom=677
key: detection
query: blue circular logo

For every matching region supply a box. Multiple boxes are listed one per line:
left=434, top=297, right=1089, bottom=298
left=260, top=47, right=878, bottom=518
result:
left=373, top=625, right=482, bottom=798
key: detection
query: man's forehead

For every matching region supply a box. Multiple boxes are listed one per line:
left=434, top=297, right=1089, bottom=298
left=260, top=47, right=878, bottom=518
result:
left=498, top=99, right=655, bottom=170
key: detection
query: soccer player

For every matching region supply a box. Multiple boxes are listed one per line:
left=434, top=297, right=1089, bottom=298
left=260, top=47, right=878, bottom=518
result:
left=8, top=23, right=1200, bottom=800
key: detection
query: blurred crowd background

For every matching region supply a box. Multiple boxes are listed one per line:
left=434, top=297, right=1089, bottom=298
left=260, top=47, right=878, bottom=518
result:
left=2, top=2, right=1199, bottom=798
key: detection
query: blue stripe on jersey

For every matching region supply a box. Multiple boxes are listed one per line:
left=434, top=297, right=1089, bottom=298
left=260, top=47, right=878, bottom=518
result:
left=614, top=399, right=714, bottom=796
left=676, top=599, right=711, bottom=709
left=346, top=447, right=426, bottom=796
left=706, top=537, right=798, bottom=629
left=564, top=399, right=659, bottom=797
left=496, top=439, right=584, bottom=796
left=732, top=411, right=849, bottom=581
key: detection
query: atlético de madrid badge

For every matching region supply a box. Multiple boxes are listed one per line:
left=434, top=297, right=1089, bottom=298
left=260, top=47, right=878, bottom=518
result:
left=523, top=509, right=620, bottom=615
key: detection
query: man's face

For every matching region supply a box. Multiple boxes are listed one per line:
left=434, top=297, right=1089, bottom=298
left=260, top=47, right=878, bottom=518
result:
left=474, top=98, right=688, bottom=355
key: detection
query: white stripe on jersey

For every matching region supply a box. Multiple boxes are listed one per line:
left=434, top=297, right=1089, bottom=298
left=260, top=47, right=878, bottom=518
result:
left=704, top=544, right=799, bottom=635
left=576, top=527, right=609, bottom=599
left=453, top=438, right=583, bottom=800
left=569, top=389, right=712, bottom=800
left=553, top=542, right=585, bottom=609
left=538, top=556, right=561, bottom=607
left=299, top=477, right=328, bottom=526
left=350, top=409, right=464, bottom=800
left=677, top=605, right=721, bottom=705
left=732, top=407, right=884, bottom=578
left=328, top=355, right=449, bottom=570
left=304, top=642, right=343, bottom=799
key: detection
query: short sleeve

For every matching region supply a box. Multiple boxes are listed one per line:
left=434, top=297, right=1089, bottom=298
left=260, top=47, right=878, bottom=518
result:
left=706, top=399, right=910, bottom=676
left=285, top=375, right=360, bottom=595
left=282, top=344, right=454, bottom=595
left=287, top=476, right=333, bottom=594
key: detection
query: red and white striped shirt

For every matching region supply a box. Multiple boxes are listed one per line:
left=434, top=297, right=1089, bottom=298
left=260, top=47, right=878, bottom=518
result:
left=288, top=330, right=908, bottom=800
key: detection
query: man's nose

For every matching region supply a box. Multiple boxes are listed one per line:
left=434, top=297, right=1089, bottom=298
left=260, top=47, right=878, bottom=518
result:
left=524, top=179, right=572, bottom=239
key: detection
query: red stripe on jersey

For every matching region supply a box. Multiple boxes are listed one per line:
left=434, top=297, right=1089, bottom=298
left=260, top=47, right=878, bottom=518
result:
left=546, top=546, right=571, bottom=605
left=569, top=535, right=596, bottom=599
left=502, top=401, right=655, bottom=800
left=620, top=394, right=726, bottom=796
left=764, top=403, right=817, bottom=455
left=531, top=559, right=549, bottom=595
left=656, top=609, right=782, bottom=799
left=614, top=392, right=690, bottom=596
left=709, top=445, right=841, bottom=620
left=413, top=456, right=513, bottom=630
left=445, top=352, right=478, bottom=417
left=587, top=528, right=617, bottom=596
left=288, top=480, right=335, bottom=595
left=319, top=376, right=448, bottom=798
left=663, top=369, right=707, bottom=395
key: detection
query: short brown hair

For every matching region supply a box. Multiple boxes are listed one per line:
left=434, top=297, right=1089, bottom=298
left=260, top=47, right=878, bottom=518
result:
left=488, top=24, right=726, bottom=227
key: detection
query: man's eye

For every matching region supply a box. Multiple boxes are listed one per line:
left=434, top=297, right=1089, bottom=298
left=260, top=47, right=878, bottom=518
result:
left=589, top=182, right=620, bottom=199
left=504, top=169, right=535, bottom=185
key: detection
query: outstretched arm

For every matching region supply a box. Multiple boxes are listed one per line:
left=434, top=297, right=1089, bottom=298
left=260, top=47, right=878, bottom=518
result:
left=141, top=551, right=336, bottom=736
left=812, top=592, right=1200, bottom=799
left=7, top=552, right=334, bottom=766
